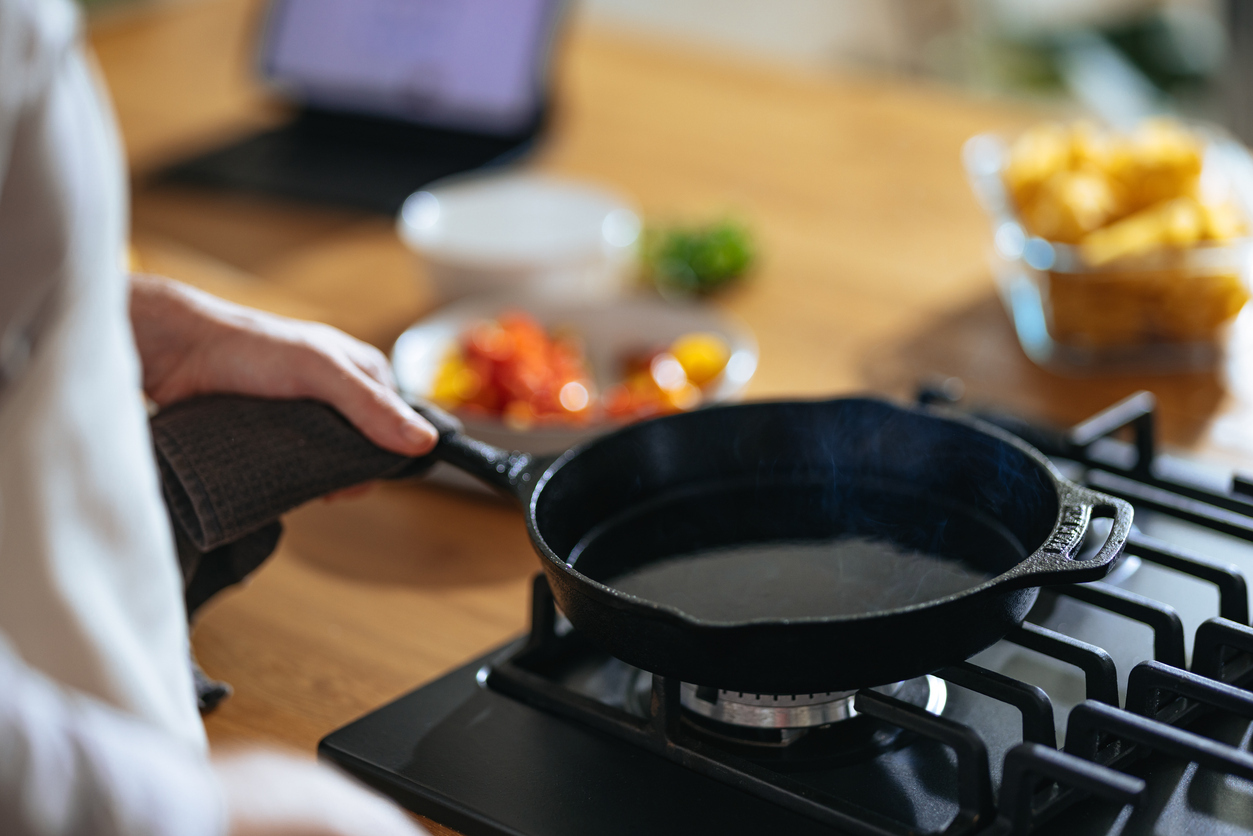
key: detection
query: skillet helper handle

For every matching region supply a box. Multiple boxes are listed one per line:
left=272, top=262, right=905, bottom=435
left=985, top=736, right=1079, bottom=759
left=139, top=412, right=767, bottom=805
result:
left=404, top=400, right=535, bottom=499
left=1008, top=486, right=1134, bottom=588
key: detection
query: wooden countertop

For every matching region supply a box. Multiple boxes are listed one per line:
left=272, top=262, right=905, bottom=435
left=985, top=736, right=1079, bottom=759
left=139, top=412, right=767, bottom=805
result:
left=90, top=2, right=1253, bottom=832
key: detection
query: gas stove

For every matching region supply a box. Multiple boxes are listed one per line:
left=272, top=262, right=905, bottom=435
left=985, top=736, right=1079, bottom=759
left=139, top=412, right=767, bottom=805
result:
left=321, top=390, right=1253, bottom=835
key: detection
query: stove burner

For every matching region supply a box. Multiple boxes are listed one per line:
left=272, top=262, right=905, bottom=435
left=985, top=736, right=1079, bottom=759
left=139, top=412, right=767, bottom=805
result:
left=670, top=675, right=950, bottom=767
left=606, top=662, right=950, bottom=763
left=680, top=681, right=904, bottom=729
left=680, top=677, right=946, bottom=730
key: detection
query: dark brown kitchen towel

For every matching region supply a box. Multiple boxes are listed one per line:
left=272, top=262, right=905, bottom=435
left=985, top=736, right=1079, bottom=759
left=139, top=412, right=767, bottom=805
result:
left=151, top=394, right=458, bottom=711
left=151, top=394, right=428, bottom=554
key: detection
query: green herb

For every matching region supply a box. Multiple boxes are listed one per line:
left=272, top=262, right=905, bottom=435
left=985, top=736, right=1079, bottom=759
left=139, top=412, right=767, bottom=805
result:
left=642, top=219, right=756, bottom=296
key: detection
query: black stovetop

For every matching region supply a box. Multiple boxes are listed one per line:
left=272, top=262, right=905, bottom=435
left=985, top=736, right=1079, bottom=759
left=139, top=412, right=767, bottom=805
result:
left=321, top=391, right=1253, bottom=836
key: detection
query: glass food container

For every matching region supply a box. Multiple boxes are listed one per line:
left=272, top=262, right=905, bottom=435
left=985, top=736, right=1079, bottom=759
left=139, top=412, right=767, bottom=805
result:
left=963, top=126, right=1253, bottom=374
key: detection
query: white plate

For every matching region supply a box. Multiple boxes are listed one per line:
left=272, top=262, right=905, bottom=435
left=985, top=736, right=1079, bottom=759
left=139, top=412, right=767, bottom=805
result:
left=392, top=294, right=758, bottom=457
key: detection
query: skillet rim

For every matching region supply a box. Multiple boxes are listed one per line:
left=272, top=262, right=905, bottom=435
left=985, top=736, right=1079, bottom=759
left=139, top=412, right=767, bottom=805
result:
left=521, top=395, right=1097, bottom=629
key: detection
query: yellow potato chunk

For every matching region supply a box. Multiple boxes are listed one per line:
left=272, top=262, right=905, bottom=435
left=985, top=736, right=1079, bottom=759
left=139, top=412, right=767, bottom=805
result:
left=1122, top=118, right=1204, bottom=210
left=1203, top=201, right=1247, bottom=241
left=1004, top=122, right=1071, bottom=212
left=1079, top=197, right=1205, bottom=267
left=1020, top=168, right=1120, bottom=244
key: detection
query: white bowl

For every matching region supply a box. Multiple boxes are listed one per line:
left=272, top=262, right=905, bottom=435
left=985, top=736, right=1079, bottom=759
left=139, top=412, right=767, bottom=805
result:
left=397, top=173, right=642, bottom=304
left=392, top=294, right=758, bottom=457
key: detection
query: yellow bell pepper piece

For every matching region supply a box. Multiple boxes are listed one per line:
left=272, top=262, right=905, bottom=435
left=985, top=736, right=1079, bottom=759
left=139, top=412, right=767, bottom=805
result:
left=669, top=332, right=730, bottom=387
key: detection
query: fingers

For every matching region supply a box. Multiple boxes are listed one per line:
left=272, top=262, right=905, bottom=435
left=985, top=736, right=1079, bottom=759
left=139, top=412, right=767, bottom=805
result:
left=300, top=358, right=437, bottom=457
left=216, top=751, right=430, bottom=836
left=315, top=324, right=396, bottom=389
left=143, top=293, right=438, bottom=456
left=342, top=340, right=396, bottom=389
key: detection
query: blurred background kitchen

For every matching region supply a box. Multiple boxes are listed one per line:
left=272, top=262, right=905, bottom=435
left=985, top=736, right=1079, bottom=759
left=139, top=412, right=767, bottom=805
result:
left=589, top=0, right=1227, bottom=119
left=82, top=0, right=1253, bottom=822
left=90, top=0, right=1247, bottom=117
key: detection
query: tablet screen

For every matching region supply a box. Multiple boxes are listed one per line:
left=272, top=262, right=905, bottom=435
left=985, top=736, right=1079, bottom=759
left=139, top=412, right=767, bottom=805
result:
left=261, top=0, right=557, bottom=135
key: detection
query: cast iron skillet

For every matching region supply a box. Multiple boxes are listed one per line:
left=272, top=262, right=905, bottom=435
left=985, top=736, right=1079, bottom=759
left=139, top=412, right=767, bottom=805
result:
left=412, top=396, right=1132, bottom=695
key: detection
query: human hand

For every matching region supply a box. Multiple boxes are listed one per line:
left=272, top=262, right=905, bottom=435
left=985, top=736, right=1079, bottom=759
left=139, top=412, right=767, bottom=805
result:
left=129, top=274, right=436, bottom=457
left=214, top=751, right=430, bottom=836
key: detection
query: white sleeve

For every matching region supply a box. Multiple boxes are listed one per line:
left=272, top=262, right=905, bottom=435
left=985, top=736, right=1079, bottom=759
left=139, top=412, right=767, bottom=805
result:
left=0, top=2, right=224, bottom=832
left=0, top=0, right=208, bottom=751
left=0, top=0, right=75, bottom=360
left=0, top=637, right=227, bottom=836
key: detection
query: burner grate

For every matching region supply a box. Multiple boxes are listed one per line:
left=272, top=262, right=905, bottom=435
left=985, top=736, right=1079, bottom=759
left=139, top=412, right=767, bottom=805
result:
left=489, top=576, right=995, bottom=835
left=489, top=578, right=1253, bottom=835
left=955, top=389, right=1253, bottom=540
left=484, top=391, right=1253, bottom=835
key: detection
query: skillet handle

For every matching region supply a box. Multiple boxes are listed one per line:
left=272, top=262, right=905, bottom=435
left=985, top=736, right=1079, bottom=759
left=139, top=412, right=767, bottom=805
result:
left=1005, top=485, right=1134, bottom=589
left=1078, top=488, right=1135, bottom=572
left=404, top=400, right=535, bottom=501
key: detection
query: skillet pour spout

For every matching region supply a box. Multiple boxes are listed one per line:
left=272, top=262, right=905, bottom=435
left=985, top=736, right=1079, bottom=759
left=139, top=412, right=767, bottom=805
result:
left=405, top=396, right=1133, bottom=696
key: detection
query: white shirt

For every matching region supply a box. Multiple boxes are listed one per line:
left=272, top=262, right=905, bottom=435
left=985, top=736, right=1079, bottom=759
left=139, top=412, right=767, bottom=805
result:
left=0, top=0, right=224, bottom=832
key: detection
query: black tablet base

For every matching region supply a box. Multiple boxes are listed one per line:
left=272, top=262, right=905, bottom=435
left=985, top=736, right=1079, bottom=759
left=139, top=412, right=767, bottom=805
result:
left=159, top=110, right=537, bottom=215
